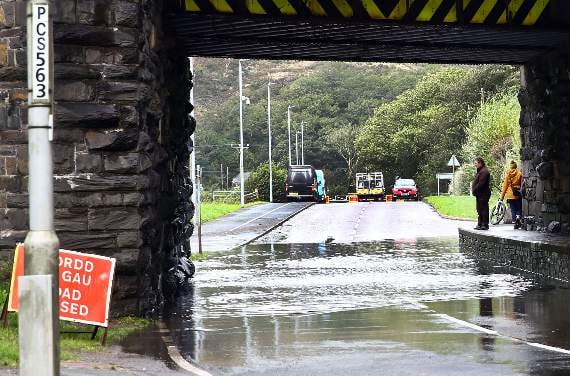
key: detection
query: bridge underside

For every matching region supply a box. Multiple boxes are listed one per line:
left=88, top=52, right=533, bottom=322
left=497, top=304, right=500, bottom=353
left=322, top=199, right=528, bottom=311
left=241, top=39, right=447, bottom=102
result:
left=169, top=14, right=570, bottom=64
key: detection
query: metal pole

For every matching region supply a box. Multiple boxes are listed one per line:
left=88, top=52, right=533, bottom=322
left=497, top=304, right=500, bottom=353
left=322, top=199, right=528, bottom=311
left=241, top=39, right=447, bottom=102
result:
left=220, top=163, right=223, bottom=190
left=287, top=105, right=293, bottom=166
left=189, top=57, right=196, bottom=220
left=197, top=165, right=203, bottom=254
left=239, top=60, right=245, bottom=207
left=452, top=164, right=455, bottom=195
left=295, top=132, right=299, bottom=165
left=226, top=166, right=229, bottom=190
left=268, top=81, right=273, bottom=203
left=21, top=1, right=60, bottom=374
left=301, top=122, right=305, bottom=165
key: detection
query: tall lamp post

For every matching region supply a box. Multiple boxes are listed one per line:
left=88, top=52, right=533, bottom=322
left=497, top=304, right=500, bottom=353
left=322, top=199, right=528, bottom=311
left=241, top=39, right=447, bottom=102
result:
left=238, top=60, right=250, bottom=207
left=267, top=79, right=274, bottom=203
left=295, top=131, right=300, bottom=165
left=287, top=105, right=295, bottom=166
left=300, top=121, right=305, bottom=165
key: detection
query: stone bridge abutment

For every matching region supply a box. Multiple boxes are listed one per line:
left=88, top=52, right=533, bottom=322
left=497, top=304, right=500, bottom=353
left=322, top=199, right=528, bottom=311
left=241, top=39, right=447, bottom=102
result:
left=0, top=0, right=193, bottom=314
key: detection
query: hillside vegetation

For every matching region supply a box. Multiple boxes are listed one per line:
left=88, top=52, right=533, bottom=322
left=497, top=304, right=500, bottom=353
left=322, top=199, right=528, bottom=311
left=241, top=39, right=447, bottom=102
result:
left=192, top=58, right=520, bottom=196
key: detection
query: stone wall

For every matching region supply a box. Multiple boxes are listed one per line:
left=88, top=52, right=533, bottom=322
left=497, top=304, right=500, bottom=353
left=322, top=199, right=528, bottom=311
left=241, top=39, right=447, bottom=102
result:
left=0, top=0, right=194, bottom=315
left=459, top=229, right=570, bottom=283
left=519, top=43, right=570, bottom=234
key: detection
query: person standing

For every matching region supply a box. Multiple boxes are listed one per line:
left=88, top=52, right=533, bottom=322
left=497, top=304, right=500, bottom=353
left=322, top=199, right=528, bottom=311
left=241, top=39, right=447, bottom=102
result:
left=500, top=160, right=523, bottom=223
left=472, top=157, right=491, bottom=230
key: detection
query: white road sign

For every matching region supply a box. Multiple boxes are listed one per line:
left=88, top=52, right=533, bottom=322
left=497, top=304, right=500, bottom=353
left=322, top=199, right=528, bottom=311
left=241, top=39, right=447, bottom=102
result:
left=31, top=3, right=50, bottom=103
left=447, top=154, right=460, bottom=167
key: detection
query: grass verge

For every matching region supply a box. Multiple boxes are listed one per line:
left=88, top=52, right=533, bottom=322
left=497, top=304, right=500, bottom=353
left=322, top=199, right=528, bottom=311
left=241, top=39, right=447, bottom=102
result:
left=190, top=252, right=211, bottom=262
left=0, top=280, right=150, bottom=368
left=424, top=194, right=499, bottom=220
left=199, top=201, right=264, bottom=223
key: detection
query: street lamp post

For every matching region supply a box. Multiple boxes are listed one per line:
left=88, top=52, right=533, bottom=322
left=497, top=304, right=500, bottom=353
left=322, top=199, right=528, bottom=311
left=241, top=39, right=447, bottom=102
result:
left=238, top=60, right=250, bottom=207
left=300, top=121, right=305, bottom=165
left=287, top=105, right=295, bottom=166
left=295, top=131, right=300, bottom=165
left=267, top=80, right=274, bottom=203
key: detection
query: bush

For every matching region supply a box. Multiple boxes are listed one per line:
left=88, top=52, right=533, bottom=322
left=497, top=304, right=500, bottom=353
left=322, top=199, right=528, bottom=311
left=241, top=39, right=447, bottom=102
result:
left=245, top=163, right=287, bottom=202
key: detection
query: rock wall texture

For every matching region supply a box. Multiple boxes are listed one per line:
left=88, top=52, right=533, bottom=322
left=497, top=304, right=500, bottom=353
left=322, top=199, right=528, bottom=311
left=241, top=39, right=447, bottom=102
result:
left=459, top=229, right=570, bottom=283
left=0, top=0, right=194, bottom=315
left=519, top=44, right=570, bottom=235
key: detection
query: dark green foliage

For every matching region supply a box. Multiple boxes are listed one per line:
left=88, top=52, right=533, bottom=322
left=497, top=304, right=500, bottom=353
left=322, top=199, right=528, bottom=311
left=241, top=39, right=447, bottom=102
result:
left=356, top=65, right=519, bottom=194
left=245, top=162, right=288, bottom=202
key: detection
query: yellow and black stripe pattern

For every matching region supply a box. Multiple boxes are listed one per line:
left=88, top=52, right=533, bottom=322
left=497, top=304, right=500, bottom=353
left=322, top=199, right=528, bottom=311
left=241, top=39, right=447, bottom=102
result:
left=183, top=0, right=551, bottom=26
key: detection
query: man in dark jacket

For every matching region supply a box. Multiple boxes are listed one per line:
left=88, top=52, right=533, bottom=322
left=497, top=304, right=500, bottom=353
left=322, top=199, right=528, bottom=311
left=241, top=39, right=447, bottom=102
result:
left=472, top=157, right=491, bottom=230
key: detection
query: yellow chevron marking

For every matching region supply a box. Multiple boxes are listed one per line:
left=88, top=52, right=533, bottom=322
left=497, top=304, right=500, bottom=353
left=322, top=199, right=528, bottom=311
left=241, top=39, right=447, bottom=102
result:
left=246, top=0, right=268, bottom=14
left=209, top=0, right=234, bottom=12
left=496, top=9, right=506, bottom=24
left=471, top=0, right=498, bottom=23
left=272, top=0, right=298, bottom=15
left=388, top=0, right=407, bottom=20
left=463, top=0, right=472, bottom=10
left=523, top=0, right=549, bottom=26
left=361, top=0, right=385, bottom=19
left=302, top=0, right=327, bottom=16
left=331, top=0, right=353, bottom=17
left=416, top=0, right=443, bottom=22
left=185, top=0, right=201, bottom=11
left=444, top=3, right=457, bottom=22
left=507, top=0, right=525, bottom=21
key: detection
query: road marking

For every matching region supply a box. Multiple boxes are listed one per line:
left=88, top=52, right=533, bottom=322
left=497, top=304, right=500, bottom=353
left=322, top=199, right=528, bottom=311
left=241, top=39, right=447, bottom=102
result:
left=435, top=313, right=498, bottom=335
left=158, top=321, right=214, bottom=376
left=228, top=203, right=291, bottom=232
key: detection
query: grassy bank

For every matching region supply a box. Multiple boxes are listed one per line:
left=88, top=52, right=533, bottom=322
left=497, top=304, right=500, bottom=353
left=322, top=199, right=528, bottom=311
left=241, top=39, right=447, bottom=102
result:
left=0, top=280, right=150, bottom=368
left=200, top=201, right=264, bottom=223
left=424, top=194, right=499, bottom=220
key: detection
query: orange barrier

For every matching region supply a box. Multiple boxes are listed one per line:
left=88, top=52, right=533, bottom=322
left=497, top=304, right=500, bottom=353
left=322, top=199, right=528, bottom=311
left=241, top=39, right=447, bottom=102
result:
left=386, top=195, right=393, bottom=202
left=325, top=195, right=330, bottom=204
left=348, top=195, right=359, bottom=203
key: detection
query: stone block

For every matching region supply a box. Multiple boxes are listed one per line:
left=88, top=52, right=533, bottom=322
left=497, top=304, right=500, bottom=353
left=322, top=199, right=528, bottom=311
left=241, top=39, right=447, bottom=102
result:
left=53, top=129, right=86, bottom=143
left=0, top=145, right=15, bottom=157
left=0, top=175, right=20, bottom=192
left=0, top=41, right=7, bottom=66
left=0, top=230, right=26, bottom=249
left=122, top=192, right=142, bottom=205
left=2, top=208, right=28, bottom=230
left=54, top=45, right=84, bottom=64
left=0, top=2, right=15, bottom=28
left=56, top=103, right=119, bottom=127
left=75, top=152, right=102, bottom=173
left=103, top=153, right=138, bottom=173
left=54, top=24, right=137, bottom=48
left=117, top=232, right=139, bottom=248
left=114, top=2, right=139, bottom=28
left=55, top=64, right=101, bottom=80
left=53, top=144, right=74, bottom=174
left=101, top=193, right=123, bottom=206
left=54, top=174, right=139, bottom=192
left=102, top=64, right=138, bottom=80
left=55, top=208, right=88, bottom=232
left=55, top=81, right=95, bottom=102
left=88, top=208, right=139, bottom=230
left=96, top=81, right=141, bottom=102
left=54, top=0, right=76, bottom=24
left=4, top=157, right=16, bottom=174
left=6, top=192, right=26, bottom=208
left=85, top=128, right=138, bottom=151
left=58, top=232, right=116, bottom=250
left=0, top=66, right=25, bottom=81
left=110, top=249, right=139, bottom=275
left=77, top=0, right=113, bottom=25
left=85, top=47, right=138, bottom=64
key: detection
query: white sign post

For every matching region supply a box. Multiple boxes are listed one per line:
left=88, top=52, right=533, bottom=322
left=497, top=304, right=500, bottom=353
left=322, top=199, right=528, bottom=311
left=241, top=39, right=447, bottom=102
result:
left=20, top=0, right=60, bottom=375
left=447, top=154, right=460, bottom=195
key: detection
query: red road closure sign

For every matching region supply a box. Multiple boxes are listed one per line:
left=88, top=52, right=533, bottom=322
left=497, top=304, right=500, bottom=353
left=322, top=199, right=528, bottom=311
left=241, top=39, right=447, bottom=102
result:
left=8, top=244, right=116, bottom=327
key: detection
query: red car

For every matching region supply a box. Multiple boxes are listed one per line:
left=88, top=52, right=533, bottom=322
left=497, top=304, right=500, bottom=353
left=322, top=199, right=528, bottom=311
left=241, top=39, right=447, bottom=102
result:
left=392, top=178, right=419, bottom=200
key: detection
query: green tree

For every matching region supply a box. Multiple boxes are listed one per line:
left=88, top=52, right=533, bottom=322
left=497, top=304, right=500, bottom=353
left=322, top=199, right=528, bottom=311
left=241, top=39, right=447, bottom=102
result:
left=245, top=163, right=288, bottom=202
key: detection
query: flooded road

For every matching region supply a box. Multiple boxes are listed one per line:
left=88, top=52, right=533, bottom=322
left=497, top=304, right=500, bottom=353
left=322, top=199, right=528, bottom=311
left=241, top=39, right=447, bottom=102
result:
left=166, top=238, right=570, bottom=375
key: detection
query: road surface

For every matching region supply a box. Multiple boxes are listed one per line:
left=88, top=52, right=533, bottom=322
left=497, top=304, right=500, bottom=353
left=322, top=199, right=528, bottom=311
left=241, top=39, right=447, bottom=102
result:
left=190, top=202, right=312, bottom=253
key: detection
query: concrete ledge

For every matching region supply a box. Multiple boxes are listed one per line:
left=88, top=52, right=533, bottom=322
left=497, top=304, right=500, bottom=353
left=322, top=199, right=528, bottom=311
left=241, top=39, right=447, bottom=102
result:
left=459, top=225, right=570, bottom=283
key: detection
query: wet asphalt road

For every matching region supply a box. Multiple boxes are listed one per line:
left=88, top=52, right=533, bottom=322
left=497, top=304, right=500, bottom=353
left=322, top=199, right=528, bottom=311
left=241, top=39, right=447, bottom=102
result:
left=190, top=202, right=312, bottom=252
left=257, top=201, right=470, bottom=243
left=158, top=203, right=570, bottom=375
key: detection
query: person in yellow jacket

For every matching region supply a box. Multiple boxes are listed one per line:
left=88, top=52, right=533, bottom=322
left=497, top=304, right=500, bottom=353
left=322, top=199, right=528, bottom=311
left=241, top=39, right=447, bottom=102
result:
left=500, top=161, right=523, bottom=223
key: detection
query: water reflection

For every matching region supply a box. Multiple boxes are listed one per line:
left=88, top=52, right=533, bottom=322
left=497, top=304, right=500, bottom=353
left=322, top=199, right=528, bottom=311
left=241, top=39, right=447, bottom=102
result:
left=161, top=239, right=570, bottom=375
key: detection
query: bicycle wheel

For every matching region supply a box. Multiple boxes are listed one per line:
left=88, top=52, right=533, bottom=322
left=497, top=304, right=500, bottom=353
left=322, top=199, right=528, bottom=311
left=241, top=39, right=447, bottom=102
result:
left=490, top=201, right=506, bottom=225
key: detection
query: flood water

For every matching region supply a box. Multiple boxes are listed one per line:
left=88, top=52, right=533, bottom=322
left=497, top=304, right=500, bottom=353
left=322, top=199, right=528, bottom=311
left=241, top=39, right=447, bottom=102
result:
left=159, top=238, right=570, bottom=375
